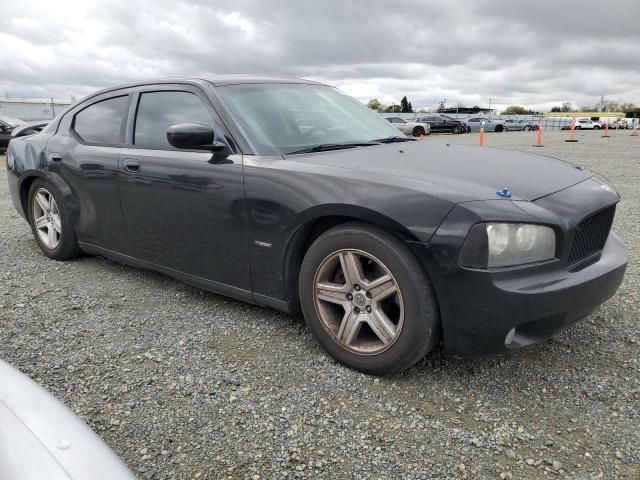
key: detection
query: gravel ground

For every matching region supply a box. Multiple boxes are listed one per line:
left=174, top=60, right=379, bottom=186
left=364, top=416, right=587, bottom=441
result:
left=0, top=130, right=638, bottom=479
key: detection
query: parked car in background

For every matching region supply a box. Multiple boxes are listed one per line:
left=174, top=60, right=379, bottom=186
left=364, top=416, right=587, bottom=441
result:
left=465, top=117, right=508, bottom=132
left=6, top=76, right=627, bottom=375
left=504, top=119, right=534, bottom=131
left=575, top=119, right=600, bottom=130
left=0, top=115, right=26, bottom=153
left=385, top=116, right=430, bottom=136
left=439, top=114, right=471, bottom=133
left=609, top=120, right=628, bottom=129
left=0, top=359, right=136, bottom=480
left=11, top=120, right=49, bottom=138
left=413, top=115, right=466, bottom=134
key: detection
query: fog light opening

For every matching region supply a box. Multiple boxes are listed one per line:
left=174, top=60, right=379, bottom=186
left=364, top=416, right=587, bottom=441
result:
left=504, top=328, right=516, bottom=346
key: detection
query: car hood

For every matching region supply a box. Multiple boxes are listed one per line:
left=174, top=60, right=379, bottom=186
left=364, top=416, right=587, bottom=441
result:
left=289, top=141, right=591, bottom=202
left=0, top=360, right=136, bottom=480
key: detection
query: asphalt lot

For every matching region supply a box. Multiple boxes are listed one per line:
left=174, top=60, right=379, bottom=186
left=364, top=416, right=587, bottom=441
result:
left=0, top=130, right=638, bottom=479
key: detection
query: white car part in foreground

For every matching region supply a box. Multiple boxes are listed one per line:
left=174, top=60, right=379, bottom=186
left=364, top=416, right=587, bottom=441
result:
left=0, top=359, right=137, bottom=480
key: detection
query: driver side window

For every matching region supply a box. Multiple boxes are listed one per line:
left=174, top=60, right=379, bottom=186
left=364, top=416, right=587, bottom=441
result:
left=134, top=91, right=215, bottom=149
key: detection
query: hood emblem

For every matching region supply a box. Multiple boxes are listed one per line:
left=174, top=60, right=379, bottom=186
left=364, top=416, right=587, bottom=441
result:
left=496, top=187, right=512, bottom=198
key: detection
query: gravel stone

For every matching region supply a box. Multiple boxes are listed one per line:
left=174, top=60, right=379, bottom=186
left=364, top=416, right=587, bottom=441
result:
left=1, top=130, right=639, bottom=479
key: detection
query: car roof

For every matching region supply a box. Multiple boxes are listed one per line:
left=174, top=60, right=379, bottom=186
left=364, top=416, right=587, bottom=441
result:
left=200, top=74, right=325, bottom=86
left=85, top=75, right=322, bottom=96
left=73, top=75, right=326, bottom=109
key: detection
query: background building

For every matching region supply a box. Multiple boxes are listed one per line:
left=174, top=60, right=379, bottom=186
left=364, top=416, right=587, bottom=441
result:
left=0, top=98, right=73, bottom=121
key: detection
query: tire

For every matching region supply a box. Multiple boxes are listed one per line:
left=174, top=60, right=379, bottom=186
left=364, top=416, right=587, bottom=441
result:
left=523, top=125, right=532, bottom=131
left=299, top=222, right=439, bottom=375
left=594, top=125, right=600, bottom=130
left=453, top=125, right=463, bottom=134
left=575, top=126, right=581, bottom=130
left=412, top=126, right=425, bottom=137
left=28, top=179, right=81, bottom=260
left=495, top=124, right=504, bottom=132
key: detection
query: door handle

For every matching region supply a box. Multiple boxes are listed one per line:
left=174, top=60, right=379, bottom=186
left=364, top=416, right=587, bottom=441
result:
left=49, top=152, right=63, bottom=163
left=123, top=159, right=140, bottom=173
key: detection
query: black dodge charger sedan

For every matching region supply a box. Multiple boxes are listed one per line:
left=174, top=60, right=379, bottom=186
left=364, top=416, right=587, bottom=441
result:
left=6, top=76, right=627, bottom=375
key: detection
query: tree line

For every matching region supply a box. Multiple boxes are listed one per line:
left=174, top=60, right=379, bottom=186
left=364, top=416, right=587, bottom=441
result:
left=367, top=96, right=413, bottom=113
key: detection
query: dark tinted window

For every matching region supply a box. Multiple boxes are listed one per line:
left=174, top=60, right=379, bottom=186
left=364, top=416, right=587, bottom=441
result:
left=73, top=96, right=128, bottom=144
left=134, top=91, right=214, bottom=149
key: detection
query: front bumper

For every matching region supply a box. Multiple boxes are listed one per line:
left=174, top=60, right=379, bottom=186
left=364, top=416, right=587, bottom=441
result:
left=412, top=179, right=628, bottom=357
left=436, top=231, right=626, bottom=356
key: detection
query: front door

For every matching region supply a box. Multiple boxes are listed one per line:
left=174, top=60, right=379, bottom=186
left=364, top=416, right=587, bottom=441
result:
left=118, top=87, right=250, bottom=291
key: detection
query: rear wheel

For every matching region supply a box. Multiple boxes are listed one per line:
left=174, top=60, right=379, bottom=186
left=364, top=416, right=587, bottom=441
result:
left=453, top=125, right=464, bottom=134
left=28, top=179, right=81, bottom=260
left=299, top=222, right=439, bottom=375
left=523, top=125, right=532, bottom=131
left=593, top=125, right=600, bottom=130
left=495, top=124, right=504, bottom=132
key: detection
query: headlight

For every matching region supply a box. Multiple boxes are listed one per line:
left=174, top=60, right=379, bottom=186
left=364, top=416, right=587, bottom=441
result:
left=459, top=223, right=556, bottom=268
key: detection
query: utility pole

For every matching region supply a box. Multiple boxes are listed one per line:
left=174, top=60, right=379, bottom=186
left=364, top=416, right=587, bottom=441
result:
left=488, top=98, right=493, bottom=113
left=51, top=98, right=55, bottom=117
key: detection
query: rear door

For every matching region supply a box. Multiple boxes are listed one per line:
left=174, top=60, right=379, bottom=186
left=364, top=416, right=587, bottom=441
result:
left=46, top=92, right=132, bottom=253
left=118, top=85, right=250, bottom=291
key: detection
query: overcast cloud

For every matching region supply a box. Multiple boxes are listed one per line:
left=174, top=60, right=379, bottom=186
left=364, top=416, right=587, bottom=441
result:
left=1, top=0, right=639, bottom=111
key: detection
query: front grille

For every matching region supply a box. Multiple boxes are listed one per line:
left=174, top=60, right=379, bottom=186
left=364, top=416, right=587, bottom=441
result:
left=567, top=205, right=615, bottom=265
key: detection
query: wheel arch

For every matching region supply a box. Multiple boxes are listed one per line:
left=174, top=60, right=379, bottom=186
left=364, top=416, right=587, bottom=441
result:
left=18, top=171, right=48, bottom=218
left=281, top=205, right=427, bottom=310
left=19, top=171, right=75, bottom=220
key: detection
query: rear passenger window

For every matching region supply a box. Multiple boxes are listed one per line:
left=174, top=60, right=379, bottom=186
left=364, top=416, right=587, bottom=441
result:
left=134, top=91, right=214, bottom=149
left=73, top=96, right=128, bottom=144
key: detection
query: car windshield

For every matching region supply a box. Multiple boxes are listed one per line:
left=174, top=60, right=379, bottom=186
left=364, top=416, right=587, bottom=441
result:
left=214, top=83, right=404, bottom=155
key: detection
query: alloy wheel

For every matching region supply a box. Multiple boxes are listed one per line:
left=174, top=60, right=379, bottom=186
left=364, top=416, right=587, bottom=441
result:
left=313, top=249, right=404, bottom=355
left=32, top=188, right=61, bottom=249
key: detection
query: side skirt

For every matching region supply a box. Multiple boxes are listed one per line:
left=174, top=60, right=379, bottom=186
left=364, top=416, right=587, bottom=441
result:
left=78, top=242, right=294, bottom=313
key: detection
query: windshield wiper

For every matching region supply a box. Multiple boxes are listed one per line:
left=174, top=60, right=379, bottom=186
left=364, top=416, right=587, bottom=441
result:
left=286, top=141, right=381, bottom=155
left=375, top=136, right=414, bottom=143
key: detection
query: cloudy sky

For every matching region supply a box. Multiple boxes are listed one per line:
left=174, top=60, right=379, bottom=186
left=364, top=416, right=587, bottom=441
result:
left=1, top=0, right=639, bottom=111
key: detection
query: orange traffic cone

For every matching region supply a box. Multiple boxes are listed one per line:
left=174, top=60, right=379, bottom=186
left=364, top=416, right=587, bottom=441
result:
left=565, top=117, right=578, bottom=143
left=533, top=117, right=544, bottom=147
left=602, top=121, right=610, bottom=138
left=478, top=126, right=485, bottom=147
left=419, top=133, right=425, bottom=141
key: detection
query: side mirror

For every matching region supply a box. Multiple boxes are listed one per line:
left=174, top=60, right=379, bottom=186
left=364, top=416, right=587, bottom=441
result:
left=166, top=123, right=229, bottom=152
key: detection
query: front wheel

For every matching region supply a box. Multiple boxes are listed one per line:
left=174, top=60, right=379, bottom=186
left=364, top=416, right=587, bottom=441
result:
left=28, top=179, right=81, bottom=260
left=593, top=125, right=600, bottom=130
left=299, top=222, right=439, bottom=375
left=453, top=125, right=464, bottom=134
left=412, top=126, right=425, bottom=137
left=495, top=124, right=504, bottom=132
left=523, top=125, right=532, bottom=131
